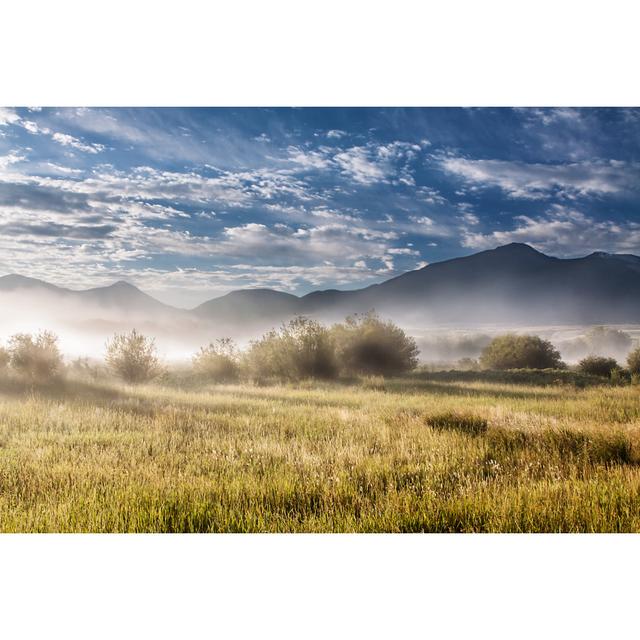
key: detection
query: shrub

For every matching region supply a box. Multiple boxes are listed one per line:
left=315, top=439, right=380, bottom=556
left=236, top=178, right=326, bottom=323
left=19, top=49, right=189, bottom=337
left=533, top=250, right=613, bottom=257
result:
left=7, top=331, right=63, bottom=382
left=244, top=316, right=337, bottom=381
left=193, top=338, right=239, bottom=382
left=578, top=355, right=619, bottom=378
left=426, top=412, right=488, bottom=436
left=627, top=347, right=640, bottom=376
left=480, top=334, right=563, bottom=370
left=330, top=311, right=419, bottom=376
left=105, top=329, right=162, bottom=384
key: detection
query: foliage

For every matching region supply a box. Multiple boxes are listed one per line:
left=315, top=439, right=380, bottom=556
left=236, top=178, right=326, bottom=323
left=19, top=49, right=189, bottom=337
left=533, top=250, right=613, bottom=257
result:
left=627, top=347, right=640, bottom=376
left=330, top=311, right=419, bottom=376
left=480, top=334, right=564, bottom=370
left=7, top=331, right=63, bottom=382
left=192, top=338, right=239, bottom=382
left=578, top=355, right=619, bottom=378
left=105, top=329, right=162, bottom=384
left=243, top=316, right=337, bottom=381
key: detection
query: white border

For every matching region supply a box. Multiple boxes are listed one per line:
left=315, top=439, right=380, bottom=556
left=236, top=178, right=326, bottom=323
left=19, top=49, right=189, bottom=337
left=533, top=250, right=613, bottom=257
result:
left=1, top=534, right=639, bottom=638
left=1, top=0, right=639, bottom=106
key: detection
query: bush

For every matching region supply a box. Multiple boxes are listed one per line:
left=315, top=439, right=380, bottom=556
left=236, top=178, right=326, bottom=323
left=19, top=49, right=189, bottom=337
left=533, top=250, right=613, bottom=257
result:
left=426, top=412, right=488, bottom=436
left=578, top=355, right=619, bottom=378
left=105, top=329, right=162, bottom=384
left=244, top=316, right=337, bottom=381
left=7, top=331, right=63, bottom=382
left=627, top=347, right=640, bottom=376
left=480, top=334, right=563, bottom=370
left=330, top=311, right=419, bottom=376
left=193, top=338, right=239, bottom=382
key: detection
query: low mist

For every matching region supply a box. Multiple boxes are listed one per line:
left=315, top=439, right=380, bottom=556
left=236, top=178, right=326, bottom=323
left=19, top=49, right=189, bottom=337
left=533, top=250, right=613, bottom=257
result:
left=1, top=289, right=639, bottom=368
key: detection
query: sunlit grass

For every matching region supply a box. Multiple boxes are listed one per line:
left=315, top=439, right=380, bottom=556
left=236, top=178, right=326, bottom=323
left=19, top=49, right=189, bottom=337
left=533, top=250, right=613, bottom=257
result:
left=0, top=375, right=639, bottom=531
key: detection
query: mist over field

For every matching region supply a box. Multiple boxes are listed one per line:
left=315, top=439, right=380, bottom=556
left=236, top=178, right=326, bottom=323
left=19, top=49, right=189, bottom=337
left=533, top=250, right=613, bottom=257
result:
left=2, top=285, right=639, bottom=367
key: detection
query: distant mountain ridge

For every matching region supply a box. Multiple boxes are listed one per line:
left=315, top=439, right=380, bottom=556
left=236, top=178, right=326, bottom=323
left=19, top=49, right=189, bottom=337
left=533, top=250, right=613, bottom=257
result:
left=0, top=274, right=177, bottom=315
left=2, top=243, right=640, bottom=328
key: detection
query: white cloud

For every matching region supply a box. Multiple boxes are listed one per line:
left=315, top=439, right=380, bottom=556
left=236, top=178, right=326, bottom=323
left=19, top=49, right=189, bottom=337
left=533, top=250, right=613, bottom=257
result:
left=326, top=129, right=347, bottom=139
left=51, top=132, right=105, bottom=154
left=0, top=108, right=20, bottom=127
left=287, top=141, right=422, bottom=186
left=1, top=110, right=106, bottom=155
left=462, top=206, right=640, bottom=255
left=440, top=156, right=639, bottom=199
left=0, top=152, right=25, bottom=169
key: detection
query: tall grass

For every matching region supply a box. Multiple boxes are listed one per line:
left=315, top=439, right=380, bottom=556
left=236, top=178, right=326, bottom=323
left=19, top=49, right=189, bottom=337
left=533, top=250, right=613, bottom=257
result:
left=0, top=375, right=639, bottom=531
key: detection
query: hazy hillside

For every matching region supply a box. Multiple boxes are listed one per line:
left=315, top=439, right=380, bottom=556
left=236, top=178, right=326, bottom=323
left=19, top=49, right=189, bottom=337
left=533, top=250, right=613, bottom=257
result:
left=1, top=243, right=639, bottom=357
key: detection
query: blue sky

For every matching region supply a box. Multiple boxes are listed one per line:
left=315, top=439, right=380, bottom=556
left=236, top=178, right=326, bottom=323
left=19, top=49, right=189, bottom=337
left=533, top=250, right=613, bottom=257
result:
left=0, top=107, right=639, bottom=307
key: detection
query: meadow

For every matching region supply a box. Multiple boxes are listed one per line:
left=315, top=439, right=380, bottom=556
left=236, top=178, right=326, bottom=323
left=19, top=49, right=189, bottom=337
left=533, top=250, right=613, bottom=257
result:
left=1, top=371, right=639, bottom=532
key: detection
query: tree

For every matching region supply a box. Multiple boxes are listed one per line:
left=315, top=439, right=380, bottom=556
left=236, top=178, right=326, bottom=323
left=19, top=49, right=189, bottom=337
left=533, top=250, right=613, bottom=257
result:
left=8, top=331, right=63, bottom=382
left=627, top=347, right=640, bottom=376
left=330, top=311, right=419, bottom=376
left=105, top=329, right=162, bottom=384
left=480, top=334, right=563, bottom=370
left=193, top=338, right=239, bottom=382
left=244, top=316, right=337, bottom=381
left=578, top=355, right=619, bottom=378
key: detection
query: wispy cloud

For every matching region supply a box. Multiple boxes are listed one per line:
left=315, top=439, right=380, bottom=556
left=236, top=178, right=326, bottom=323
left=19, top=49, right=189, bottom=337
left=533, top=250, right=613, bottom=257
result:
left=462, top=206, right=640, bottom=255
left=440, top=156, right=639, bottom=199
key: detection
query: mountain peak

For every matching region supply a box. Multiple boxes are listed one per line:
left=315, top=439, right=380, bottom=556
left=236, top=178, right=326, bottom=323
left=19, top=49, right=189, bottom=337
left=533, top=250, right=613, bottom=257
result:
left=492, top=242, right=542, bottom=254
left=108, top=280, right=139, bottom=290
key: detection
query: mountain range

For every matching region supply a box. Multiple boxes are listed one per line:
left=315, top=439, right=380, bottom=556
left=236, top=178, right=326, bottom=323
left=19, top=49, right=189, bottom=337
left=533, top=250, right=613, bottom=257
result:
left=2, top=243, right=640, bottom=332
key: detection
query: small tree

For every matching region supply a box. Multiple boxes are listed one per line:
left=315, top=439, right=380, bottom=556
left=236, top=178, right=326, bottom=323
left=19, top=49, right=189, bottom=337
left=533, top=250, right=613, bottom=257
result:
left=480, top=334, right=563, bottom=370
left=8, top=331, right=63, bottom=382
left=627, top=347, right=640, bottom=376
left=578, top=355, right=619, bottom=378
left=105, top=329, right=162, bottom=384
left=330, top=311, right=419, bottom=376
left=193, top=338, right=239, bottom=382
left=244, top=316, right=337, bottom=381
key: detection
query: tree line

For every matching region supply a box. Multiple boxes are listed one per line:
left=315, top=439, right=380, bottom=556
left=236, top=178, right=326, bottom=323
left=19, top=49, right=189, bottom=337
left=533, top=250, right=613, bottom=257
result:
left=1, top=314, right=639, bottom=385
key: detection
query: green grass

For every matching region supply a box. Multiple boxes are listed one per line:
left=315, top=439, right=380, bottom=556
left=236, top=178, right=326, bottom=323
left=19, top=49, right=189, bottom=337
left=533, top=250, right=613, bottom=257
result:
left=0, top=374, right=639, bottom=532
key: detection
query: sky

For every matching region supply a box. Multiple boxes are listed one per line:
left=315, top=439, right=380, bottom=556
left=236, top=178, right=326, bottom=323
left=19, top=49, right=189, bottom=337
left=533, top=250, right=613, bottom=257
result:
left=0, top=107, right=639, bottom=308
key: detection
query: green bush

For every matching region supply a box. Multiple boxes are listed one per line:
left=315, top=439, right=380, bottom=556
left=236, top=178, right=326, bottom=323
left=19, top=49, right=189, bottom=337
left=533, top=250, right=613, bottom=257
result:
left=193, top=338, right=239, bottom=382
left=331, top=311, right=419, bottom=376
left=627, top=347, right=640, bottom=376
left=105, top=329, right=163, bottom=384
left=578, top=355, right=619, bottom=378
left=480, top=334, right=563, bottom=370
left=244, top=316, right=337, bottom=381
left=7, top=331, right=63, bottom=382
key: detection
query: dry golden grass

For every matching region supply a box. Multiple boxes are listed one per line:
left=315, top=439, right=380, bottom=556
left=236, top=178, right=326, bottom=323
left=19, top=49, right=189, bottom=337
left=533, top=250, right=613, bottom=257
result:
left=0, top=375, right=639, bottom=531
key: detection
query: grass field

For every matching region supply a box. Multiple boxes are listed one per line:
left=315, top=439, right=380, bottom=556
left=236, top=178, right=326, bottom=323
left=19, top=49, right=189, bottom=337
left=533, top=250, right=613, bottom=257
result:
left=1, top=372, right=640, bottom=532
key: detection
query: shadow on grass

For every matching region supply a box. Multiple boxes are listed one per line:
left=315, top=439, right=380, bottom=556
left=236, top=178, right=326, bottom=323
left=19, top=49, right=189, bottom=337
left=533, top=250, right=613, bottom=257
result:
left=0, top=376, right=125, bottom=404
